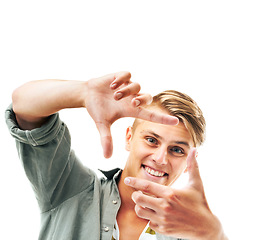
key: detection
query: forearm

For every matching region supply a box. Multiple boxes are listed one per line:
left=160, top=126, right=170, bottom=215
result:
left=12, top=79, right=88, bottom=129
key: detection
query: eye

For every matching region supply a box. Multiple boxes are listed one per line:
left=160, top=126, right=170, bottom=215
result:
left=145, top=137, right=158, bottom=145
left=170, top=146, right=185, bottom=156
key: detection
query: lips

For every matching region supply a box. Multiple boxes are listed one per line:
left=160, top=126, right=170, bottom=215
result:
left=142, top=165, right=167, bottom=177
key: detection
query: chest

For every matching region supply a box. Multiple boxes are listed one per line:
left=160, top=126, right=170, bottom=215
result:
left=114, top=220, right=157, bottom=240
left=117, top=209, right=148, bottom=240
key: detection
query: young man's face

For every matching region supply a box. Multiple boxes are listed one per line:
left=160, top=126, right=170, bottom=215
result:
left=124, top=106, right=194, bottom=186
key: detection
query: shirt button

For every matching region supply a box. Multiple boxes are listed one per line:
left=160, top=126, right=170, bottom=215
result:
left=112, top=200, right=117, bottom=204
left=104, top=226, right=109, bottom=232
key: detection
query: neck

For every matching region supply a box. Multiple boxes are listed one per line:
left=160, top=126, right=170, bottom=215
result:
left=117, top=168, right=149, bottom=231
left=118, top=168, right=137, bottom=210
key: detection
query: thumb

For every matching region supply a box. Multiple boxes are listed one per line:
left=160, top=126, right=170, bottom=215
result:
left=95, top=121, right=113, bottom=158
left=186, top=148, right=203, bottom=191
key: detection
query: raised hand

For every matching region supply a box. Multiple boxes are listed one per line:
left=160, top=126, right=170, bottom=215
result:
left=124, top=148, right=227, bottom=240
left=84, top=71, right=179, bottom=158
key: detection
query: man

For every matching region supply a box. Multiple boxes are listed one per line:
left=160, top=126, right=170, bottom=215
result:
left=6, top=71, right=227, bottom=239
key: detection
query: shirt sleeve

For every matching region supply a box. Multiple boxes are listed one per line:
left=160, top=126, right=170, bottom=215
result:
left=5, top=104, right=95, bottom=212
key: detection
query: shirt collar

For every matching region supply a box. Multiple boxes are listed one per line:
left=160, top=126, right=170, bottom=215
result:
left=99, top=168, right=122, bottom=180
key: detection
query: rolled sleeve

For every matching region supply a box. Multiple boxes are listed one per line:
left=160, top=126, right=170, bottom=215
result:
left=5, top=104, right=62, bottom=146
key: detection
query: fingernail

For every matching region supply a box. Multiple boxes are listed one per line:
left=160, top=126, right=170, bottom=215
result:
left=115, top=92, right=123, bottom=100
left=111, top=83, right=117, bottom=89
left=134, top=99, right=140, bottom=107
left=124, top=177, right=131, bottom=185
left=131, top=194, right=136, bottom=203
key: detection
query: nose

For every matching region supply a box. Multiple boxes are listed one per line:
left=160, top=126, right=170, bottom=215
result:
left=152, top=145, right=168, bottom=165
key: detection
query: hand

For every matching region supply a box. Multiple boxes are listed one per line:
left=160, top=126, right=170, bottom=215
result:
left=84, top=71, right=178, bottom=158
left=124, top=148, right=227, bottom=240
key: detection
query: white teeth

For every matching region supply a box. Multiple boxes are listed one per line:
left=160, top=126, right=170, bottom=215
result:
left=145, top=166, right=165, bottom=177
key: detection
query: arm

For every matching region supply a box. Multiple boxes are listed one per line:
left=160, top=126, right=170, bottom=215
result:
left=12, top=79, right=87, bottom=130
left=8, top=71, right=178, bottom=210
left=12, top=71, right=178, bottom=158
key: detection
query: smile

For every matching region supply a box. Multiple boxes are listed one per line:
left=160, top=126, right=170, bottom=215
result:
left=143, top=165, right=167, bottom=177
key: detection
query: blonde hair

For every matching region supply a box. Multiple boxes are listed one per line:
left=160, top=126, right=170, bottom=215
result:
left=133, top=90, right=206, bottom=147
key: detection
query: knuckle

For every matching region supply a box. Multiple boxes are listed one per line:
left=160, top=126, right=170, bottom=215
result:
left=157, top=224, right=168, bottom=234
left=157, top=222, right=174, bottom=235
left=134, top=82, right=141, bottom=92
left=159, top=200, right=173, bottom=218
left=160, top=214, right=169, bottom=224
left=146, top=94, right=153, bottom=105
left=149, top=221, right=158, bottom=231
left=141, top=182, right=151, bottom=192
left=124, top=71, right=131, bottom=79
left=149, top=111, right=155, bottom=122
left=161, top=202, right=172, bottom=213
left=124, top=87, right=131, bottom=96
left=165, top=189, right=176, bottom=201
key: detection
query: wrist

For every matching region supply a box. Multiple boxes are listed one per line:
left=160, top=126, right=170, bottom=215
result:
left=207, top=216, right=227, bottom=240
left=60, top=80, right=89, bottom=109
left=80, top=80, right=90, bottom=108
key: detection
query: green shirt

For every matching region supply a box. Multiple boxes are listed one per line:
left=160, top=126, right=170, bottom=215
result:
left=5, top=105, right=185, bottom=240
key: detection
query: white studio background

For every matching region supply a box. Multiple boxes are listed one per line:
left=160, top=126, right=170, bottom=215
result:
left=1, top=1, right=277, bottom=239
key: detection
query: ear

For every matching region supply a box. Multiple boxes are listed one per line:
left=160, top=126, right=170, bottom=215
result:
left=125, top=126, right=133, bottom=151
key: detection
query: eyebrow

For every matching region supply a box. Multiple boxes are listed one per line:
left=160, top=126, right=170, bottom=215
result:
left=141, top=130, right=191, bottom=148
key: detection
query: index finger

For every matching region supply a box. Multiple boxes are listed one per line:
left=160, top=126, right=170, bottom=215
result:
left=124, top=177, right=169, bottom=198
left=135, top=107, right=179, bottom=125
